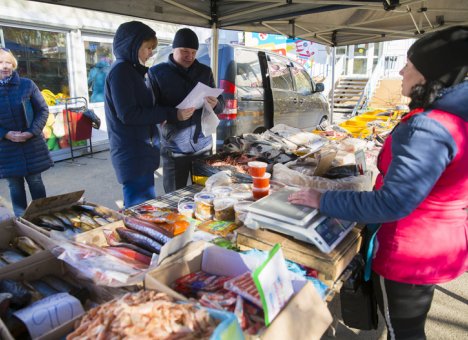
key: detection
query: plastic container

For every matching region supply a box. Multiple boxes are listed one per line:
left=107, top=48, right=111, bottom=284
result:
left=252, top=186, right=270, bottom=200
left=248, top=161, right=267, bottom=177
left=178, top=197, right=195, bottom=218
left=252, top=173, right=271, bottom=189
left=211, top=186, right=233, bottom=198
left=230, top=183, right=253, bottom=200
left=194, top=192, right=216, bottom=221
left=234, top=201, right=252, bottom=225
left=213, top=197, right=237, bottom=221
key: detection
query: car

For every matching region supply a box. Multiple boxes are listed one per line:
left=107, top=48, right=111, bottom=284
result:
left=153, top=43, right=330, bottom=147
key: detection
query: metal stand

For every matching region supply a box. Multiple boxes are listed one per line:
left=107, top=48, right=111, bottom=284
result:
left=64, top=97, right=93, bottom=161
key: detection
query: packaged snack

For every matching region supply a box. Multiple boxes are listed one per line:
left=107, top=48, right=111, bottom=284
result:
left=197, top=220, right=239, bottom=237
left=224, top=272, right=262, bottom=308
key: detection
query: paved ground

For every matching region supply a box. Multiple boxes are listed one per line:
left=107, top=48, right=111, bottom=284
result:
left=0, top=150, right=467, bottom=339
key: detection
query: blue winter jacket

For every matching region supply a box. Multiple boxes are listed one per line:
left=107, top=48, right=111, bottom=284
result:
left=320, top=81, right=468, bottom=223
left=147, top=55, right=224, bottom=154
left=105, top=21, right=177, bottom=184
left=0, top=72, right=52, bottom=179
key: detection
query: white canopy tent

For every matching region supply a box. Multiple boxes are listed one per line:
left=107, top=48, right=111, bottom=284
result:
left=30, top=0, right=468, bottom=121
left=30, top=0, right=468, bottom=46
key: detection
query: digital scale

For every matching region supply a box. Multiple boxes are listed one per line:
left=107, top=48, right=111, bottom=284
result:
left=246, top=189, right=356, bottom=254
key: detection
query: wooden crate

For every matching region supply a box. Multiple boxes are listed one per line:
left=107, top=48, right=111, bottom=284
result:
left=236, top=225, right=364, bottom=285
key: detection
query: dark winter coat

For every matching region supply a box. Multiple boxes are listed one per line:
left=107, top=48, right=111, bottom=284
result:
left=105, top=21, right=177, bottom=184
left=147, top=55, right=224, bottom=154
left=0, top=71, right=52, bottom=179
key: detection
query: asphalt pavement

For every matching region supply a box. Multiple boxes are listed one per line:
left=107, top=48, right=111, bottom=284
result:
left=0, top=150, right=467, bottom=339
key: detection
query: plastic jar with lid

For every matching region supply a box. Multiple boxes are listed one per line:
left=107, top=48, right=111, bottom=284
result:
left=194, top=192, right=216, bottom=221
left=211, top=186, right=233, bottom=198
left=252, top=172, right=271, bottom=189
left=213, top=197, right=238, bottom=221
left=248, top=161, right=267, bottom=177
left=252, top=186, right=270, bottom=200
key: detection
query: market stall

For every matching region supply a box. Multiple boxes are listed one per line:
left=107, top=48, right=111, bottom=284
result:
left=0, top=113, right=402, bottom=339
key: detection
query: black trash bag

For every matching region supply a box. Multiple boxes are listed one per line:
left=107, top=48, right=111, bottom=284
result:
left=340, top=255, right=378, bottom=330
left=83, top=109, right=101, bottom=129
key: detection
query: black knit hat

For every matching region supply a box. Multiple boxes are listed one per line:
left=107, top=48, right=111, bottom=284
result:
left=408, top=26, right=468, bottom=87
left=172, top=28, right=199, bottom=50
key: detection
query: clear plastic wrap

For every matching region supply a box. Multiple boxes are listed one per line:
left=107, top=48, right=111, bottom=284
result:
left=51, top=242, right=147, bottom=287
left=272, top=163, right=372, bottom=192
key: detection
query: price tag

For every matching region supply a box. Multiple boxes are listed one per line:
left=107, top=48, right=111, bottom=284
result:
left=14, top=293, right=84, bottom=339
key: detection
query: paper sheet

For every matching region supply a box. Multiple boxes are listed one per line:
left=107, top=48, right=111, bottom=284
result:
left=176, top=82, right=223, bottom=110
left=14, top=293, right=84, bottom=339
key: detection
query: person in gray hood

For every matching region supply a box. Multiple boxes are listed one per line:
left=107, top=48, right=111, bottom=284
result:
left=105, top=21, right=194, bottom=207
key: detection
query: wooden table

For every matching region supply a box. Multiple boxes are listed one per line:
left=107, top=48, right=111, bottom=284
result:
left=236, top=224, right=364, bottom=287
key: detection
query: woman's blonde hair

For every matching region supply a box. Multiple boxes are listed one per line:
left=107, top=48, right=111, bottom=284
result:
left=0, top=48, right=18, bottom=70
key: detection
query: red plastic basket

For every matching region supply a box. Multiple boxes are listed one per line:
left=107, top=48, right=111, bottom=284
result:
left=62, top=109, right=92, bottom=142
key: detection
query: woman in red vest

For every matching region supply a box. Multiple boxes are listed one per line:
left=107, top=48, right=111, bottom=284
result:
left=289, top=26, right=468, bottom=339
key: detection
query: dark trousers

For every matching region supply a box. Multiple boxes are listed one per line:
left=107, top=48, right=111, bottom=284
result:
left=122, top=172, right=156, bottom=208
left=372, top=271, right=435, bottom=340
left=7, top=173, right=46, bottom=217
left=162, top=147, right=211, bottom=193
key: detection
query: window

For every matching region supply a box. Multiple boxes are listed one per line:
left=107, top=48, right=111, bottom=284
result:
left=235, top=49, right=262, bottom=88
left=291, top=65, right=313, bottom=95
left=84, top=39, right=112, bottom=103
left=1, top=25, right=69, bottom=96
left=268, top=55, right=293, bottom=91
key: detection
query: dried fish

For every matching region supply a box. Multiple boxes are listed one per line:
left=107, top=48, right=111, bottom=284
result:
left=11, top=236, right=42, bottom=255
left=116, top=228, right=162, bottom=254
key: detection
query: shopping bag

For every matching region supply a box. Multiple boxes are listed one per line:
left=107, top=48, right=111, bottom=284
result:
left=201, top=99, right=220, bottom=136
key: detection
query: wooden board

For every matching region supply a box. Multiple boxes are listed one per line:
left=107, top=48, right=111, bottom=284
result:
left=236, top=225, right=364, bottom=284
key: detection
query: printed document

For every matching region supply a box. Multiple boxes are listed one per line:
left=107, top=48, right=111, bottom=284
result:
left=176, top=82, right=223, bottom=109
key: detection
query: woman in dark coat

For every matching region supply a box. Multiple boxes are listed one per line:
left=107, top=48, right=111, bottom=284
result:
left=0, top=48, right=52, bottom=216
left=105, top=21, right=194, bottom=208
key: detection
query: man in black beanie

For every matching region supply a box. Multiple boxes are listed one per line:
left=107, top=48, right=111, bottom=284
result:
left=147, top=28, right=224, bottom=193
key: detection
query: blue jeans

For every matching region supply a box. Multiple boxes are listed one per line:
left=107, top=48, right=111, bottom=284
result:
left=122, top=173, right=156, bottom=208
left=7, top=173, right=47, bottom=217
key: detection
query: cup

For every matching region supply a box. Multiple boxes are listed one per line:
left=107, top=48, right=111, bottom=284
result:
left=252, top=172, right=271, bottom=189
left=178, top=197, right=195, bottom=218
left=248, top=161, right=267, bottom=177
left=252, top=186, right=270, bottom=200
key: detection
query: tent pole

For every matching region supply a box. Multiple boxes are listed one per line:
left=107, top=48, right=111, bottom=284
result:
left=331, top=46, right=336, bottom=124
left=211, top=23, right=219, bottom=154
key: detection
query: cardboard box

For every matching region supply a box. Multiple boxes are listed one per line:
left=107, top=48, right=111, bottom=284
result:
left=0, top=218, right=58, bottom=274
left=145, top=242, right=333, bottom=340
left=0, top=252, right=128, bottom=340
left=236, top=225, right=364, bottom=285
left=19, top=190, right=122, bottom=240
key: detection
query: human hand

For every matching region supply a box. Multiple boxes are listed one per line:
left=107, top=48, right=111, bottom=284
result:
left=288, top=188, right=322, bottom=209
left=4, top=131, right=23, bottom=142
left=177, top=107, right=195, bottom=121
left=205, top=96, right=218, bottom=109
left=18, top=132, right=34, bottom=142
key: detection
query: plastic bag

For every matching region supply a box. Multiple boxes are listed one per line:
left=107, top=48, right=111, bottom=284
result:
left=201, top=99, right=219, bottom=136
left=205, top=171, right=232, bottom=191
left=272, top=163, right=372, bottom=191
left=51, top=242, right=146, bottom=287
